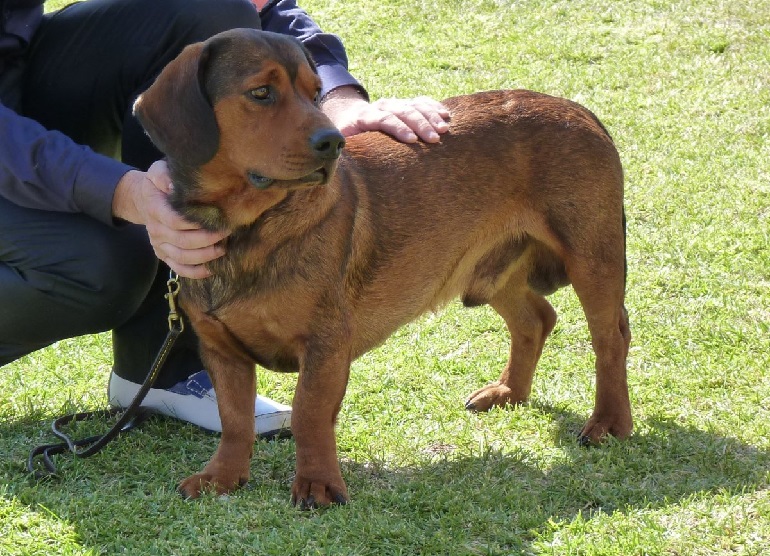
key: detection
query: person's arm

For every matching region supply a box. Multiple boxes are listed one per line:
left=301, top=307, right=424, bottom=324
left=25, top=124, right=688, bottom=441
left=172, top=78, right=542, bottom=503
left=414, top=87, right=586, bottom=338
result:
left=0, top=101, right=130, bottom=225
left=258, top=0, right=364, bottom=100
left=256, top=0, right=450, bottom=143
left=0, top=103, right=224, bottom=278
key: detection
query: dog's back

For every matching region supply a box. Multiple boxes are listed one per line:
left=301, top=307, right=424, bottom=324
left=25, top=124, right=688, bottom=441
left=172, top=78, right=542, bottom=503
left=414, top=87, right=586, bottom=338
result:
left=334, top=90, right=624, bottom=358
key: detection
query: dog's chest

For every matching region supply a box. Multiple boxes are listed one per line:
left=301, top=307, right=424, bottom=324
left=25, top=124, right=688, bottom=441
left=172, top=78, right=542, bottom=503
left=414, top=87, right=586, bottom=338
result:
left=188, top=231, right=316, bottom=309
left=181, top=259, right=332, bottom=374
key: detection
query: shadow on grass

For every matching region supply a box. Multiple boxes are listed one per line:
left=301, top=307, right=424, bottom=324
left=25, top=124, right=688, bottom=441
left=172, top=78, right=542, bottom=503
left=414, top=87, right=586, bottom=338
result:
left=339, top=404, right=770, bottom=552
left=1, top=407, right=768, bottom=554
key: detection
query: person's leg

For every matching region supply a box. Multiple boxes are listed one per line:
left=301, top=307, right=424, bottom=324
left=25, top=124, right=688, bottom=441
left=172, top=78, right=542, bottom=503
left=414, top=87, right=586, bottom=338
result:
left=24, top=0, right=263, bottom=167
left=10, top=0, right=290, bottom=434
left=0, top=197, right=157, bottom=366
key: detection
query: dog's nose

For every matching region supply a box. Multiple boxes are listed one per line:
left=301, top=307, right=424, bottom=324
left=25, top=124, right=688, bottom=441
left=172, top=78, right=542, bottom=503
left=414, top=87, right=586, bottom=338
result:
left=310, top=129, right=346, bottom=160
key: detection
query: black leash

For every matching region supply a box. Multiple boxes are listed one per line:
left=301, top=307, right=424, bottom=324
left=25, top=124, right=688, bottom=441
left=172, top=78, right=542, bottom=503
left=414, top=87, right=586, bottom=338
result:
left=27, top=272, right=185, bottom=479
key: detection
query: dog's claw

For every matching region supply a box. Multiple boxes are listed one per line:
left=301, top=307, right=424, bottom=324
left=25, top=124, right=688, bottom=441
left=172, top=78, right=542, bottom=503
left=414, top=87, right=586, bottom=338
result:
left=577, top=434, right=593, bottom=447
left=293, top=496, right=315, bottom=510
left=291, top=489, right=348, bottom=509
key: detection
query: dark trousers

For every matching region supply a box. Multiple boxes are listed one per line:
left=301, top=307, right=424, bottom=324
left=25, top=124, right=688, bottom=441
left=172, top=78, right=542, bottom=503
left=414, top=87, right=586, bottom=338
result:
left=0, top=0, right=261, bottom=387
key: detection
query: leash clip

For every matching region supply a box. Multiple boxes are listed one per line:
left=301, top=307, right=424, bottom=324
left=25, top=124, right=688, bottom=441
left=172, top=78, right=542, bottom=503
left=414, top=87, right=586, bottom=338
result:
left=165, top=270, right=185, bottom=333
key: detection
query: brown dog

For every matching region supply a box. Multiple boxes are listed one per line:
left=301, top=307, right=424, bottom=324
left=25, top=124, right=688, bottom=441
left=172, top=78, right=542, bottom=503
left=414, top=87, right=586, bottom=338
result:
left=133, top=28, right=632, bottom=507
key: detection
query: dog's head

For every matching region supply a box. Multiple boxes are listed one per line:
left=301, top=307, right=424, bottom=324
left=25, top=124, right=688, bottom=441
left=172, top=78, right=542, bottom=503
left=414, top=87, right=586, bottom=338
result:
left=133, top=28, right=345, bottom=230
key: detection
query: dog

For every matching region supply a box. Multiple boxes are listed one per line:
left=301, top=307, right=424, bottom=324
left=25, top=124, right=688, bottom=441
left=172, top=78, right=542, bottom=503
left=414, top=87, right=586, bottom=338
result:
left=133, top=28, right=632, bottom=508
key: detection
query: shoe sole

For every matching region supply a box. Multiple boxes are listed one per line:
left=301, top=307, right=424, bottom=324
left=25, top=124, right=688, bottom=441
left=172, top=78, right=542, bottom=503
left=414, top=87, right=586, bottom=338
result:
left=108, top=373, right=292, bottom=438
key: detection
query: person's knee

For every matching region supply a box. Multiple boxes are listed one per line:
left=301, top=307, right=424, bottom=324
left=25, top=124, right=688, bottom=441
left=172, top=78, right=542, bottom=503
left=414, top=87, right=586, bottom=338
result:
left=80, top=225, right=159, bottom=331
left=0, top=225, right=157, bottom=358
left=165, top=0, right=261, bottom=39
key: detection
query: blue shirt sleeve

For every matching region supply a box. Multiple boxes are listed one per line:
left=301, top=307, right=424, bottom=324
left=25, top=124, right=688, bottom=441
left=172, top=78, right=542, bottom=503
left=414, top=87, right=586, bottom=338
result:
left=260, top=0, right=369, bottom=100
left=0, top=101, right=132, bottom=225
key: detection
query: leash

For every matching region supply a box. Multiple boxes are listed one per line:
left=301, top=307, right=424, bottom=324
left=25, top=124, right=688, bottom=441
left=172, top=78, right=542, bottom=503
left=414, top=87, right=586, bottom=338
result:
left=26, top=271, right=185, bottom=479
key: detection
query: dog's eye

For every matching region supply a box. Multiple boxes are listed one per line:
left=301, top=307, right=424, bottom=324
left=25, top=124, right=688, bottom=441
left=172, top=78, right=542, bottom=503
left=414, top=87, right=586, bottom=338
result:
left=248, top=86, right=272, bottom=102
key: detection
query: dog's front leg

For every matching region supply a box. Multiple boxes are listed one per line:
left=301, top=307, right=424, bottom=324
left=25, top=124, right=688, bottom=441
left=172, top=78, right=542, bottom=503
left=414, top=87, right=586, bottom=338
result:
left=177, top=311, right=256, bottom=499
left=291, top=348, right=351, bottom=508
left=178, top=361, right=255, bottom=498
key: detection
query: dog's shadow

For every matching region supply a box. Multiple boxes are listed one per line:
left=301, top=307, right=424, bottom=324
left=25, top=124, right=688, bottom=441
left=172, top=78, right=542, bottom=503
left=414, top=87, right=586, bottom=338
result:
left=333, top=404, right=769, bottom=549
left=3, top=406, right=768, bottom=552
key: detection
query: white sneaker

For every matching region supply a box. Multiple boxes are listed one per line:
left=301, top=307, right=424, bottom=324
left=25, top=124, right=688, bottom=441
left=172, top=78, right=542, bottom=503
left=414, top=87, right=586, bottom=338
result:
left=108, top=370, right=292, bottom=438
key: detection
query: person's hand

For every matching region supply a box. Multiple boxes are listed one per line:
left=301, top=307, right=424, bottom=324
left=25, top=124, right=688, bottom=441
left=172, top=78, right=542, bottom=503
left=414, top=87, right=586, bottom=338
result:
left=112, top=160, right=228, bottom=279
left=321, top=86, right=450, bottom=144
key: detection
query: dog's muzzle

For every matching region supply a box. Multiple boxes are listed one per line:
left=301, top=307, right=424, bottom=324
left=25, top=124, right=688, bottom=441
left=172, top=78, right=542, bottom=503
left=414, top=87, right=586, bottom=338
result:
left=310, top=128, right=345, bottom=161
left=247, top=128, right=343, bottom=190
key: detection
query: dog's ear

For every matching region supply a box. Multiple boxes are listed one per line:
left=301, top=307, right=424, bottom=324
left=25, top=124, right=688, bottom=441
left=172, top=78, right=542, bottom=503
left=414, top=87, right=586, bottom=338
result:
left=300, top=44, right=318, bottom=76
left=133, top=41, right=219, bottom=167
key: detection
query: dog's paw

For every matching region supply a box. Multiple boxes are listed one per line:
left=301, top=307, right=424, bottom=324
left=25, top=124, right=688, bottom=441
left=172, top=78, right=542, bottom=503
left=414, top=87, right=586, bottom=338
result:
left=178, top=471, right=248, bottom=499
left=290, top=475, right=348, bottom=509
left=578, top=410, right=633, bottom=445
left=464, top=381, right=527, bottom=412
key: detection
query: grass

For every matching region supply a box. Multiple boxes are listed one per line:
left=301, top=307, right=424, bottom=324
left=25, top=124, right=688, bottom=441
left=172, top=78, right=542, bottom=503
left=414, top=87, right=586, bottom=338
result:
left=1, top=0, right=769, bottom=554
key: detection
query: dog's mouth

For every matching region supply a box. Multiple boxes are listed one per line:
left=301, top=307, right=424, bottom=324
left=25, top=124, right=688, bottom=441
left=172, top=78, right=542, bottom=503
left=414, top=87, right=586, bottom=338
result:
left=247, top=165, right=332, bottom=190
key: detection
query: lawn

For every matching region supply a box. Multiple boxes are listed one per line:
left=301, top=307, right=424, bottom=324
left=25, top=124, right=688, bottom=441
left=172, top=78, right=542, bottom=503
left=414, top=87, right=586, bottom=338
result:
left=1, top=0, right=769, bottom=554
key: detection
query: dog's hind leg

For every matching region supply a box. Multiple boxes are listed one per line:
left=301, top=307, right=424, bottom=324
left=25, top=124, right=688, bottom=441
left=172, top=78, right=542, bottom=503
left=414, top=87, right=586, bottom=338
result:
left=567, top=257, right=632, bottom=444
left=465, top=279, right=557, bottom=412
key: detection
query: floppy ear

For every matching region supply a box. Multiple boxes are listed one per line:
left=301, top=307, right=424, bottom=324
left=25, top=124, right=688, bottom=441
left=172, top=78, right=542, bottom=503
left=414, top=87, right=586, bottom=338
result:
left=300, top=43, right=318, bottom=75
left=133, top=41, right=220, bottom=167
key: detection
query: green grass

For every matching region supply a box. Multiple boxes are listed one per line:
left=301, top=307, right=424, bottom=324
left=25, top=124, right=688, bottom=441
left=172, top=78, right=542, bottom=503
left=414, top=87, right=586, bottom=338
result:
left=2, top=0, right=769, bottom=554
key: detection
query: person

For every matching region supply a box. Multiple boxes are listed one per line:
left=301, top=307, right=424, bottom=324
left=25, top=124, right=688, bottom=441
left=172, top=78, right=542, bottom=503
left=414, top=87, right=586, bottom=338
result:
left=0, top=0, right=449, bottom=437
